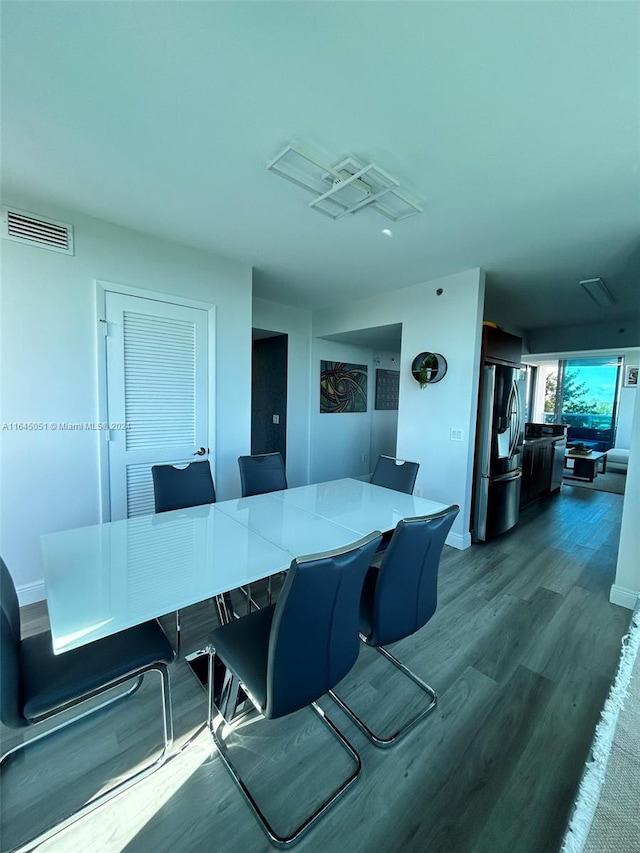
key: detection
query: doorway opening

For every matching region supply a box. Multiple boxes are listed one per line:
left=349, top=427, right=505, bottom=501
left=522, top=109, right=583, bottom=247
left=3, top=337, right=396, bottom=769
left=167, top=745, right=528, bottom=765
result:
left=251, top=330, right=288, bottom=463
left=315, top=323, right=402, bottom=481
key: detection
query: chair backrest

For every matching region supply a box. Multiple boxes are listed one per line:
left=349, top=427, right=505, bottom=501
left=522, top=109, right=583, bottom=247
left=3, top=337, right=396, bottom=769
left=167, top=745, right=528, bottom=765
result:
left=151, top=461, right=216, bottom=513
left=363, top=506, right=459, bottom=647
left=370, top=455, right=419, bottom=494
left=238, top=452, right=287, bottom=498
left=1, top=558, right=25, bottom=728
left=264, top=531, right=382, bottom=720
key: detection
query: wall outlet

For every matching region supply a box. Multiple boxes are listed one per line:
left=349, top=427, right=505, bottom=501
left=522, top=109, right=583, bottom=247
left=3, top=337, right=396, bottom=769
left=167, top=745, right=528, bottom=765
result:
left=450, top=428, right=464, bottom=442
left=272, top=414, right=279, bottom=424
left=360, top=452, right=367, bottom=463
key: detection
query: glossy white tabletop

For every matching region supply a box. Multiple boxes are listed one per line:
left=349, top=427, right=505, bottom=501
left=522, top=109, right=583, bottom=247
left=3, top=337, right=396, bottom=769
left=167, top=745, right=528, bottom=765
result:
left=41, top=479, right=449, bottom=654
left=272, top=478, right=449, bottom=535
left=213, top=492, right=375, bottom=556
left=41, top=505, right=292, bottom=654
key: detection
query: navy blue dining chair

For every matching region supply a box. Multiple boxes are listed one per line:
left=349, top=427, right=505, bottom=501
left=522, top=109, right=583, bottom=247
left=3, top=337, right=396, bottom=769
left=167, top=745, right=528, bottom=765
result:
left=152, top=460, right=216, bottom=513
left=329, top=505, right=460, bottom=748
left=238, top=452, right=288, bottom=604
left=238, top=452, right=287, bottom=498
left=370, top=454, right=421, bottom=554
left=151, top=459, right=248, bottom=625
left=206, top=530, right=382, bottom=847
left=370, top=454, right=420, bottom=495
left=0, top=557, right=174, bottom=849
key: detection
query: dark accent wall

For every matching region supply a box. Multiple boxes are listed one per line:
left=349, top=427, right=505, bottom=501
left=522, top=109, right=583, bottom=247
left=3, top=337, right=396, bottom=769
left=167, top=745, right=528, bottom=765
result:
left=251, top=334, right=288, bottom=462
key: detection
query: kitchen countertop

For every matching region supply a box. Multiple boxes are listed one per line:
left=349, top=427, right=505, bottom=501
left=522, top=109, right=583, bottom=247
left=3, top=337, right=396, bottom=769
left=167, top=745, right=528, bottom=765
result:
left=523, top=436, right=565, bottom=445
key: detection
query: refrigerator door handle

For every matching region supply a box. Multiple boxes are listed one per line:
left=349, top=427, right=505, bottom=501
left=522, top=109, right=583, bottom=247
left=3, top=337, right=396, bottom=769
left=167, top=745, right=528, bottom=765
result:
left=508, top=378, right=521, bottom=459
left=492, top=470, right=523, bottom=484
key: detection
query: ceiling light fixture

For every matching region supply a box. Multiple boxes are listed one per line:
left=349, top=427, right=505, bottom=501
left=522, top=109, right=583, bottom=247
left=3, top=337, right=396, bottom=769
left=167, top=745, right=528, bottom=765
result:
left=267, top=144, right=422, bottom=221
left=579, top=278, right=615, bottom=307
left=381, top=228, right=393, bottom=237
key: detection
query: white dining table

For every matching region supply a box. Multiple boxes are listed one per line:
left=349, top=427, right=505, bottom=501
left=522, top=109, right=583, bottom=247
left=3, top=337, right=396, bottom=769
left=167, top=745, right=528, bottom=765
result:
left=40, top=478, right=448, bottom=655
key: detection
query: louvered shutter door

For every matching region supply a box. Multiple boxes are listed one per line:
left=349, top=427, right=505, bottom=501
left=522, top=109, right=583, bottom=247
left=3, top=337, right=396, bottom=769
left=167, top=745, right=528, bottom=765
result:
left=105, top=292, right=210, bottom=520
left=124, top=312, right=196, bottom=450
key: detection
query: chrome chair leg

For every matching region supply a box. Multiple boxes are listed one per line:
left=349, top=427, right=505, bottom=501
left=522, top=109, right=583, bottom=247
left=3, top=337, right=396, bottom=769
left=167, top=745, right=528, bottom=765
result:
left=240, top=583, right=259, bottom=614
left=214, top=593, right=233, bottom=624
left=1, top=665, right=173, bottom=851
left=328, top=644, right=437, bottom=748
left=206, top=649, right=362, bottom=848
left=214, top=589, right=259, bottom=624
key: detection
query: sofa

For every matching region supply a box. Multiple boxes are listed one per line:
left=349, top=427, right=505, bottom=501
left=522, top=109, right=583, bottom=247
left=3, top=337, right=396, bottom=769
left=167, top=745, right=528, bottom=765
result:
left=607, top=448, right=629, bottom=474
left=566, top=426, right=614, bottom=453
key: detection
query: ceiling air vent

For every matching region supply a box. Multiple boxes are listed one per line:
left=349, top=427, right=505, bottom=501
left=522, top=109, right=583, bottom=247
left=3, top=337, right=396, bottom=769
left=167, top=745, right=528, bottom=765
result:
left=1, top=207, right=74, bottom=255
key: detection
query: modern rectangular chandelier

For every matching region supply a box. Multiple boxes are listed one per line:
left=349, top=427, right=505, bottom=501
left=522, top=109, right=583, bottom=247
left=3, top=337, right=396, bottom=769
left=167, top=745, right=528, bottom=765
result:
left=266, top=144, right=422, bottom=221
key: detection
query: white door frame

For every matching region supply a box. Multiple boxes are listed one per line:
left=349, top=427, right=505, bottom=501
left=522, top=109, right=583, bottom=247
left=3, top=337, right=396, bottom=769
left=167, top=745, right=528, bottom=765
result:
left=95, top=279, right=216, bottom=522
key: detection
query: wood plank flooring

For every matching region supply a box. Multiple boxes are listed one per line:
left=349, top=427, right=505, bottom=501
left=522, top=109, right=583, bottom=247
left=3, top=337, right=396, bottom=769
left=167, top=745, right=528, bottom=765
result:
left=0, top=483, right=632, bottom=853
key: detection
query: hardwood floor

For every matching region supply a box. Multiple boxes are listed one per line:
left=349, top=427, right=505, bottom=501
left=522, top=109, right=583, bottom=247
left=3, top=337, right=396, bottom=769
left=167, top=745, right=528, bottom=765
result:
left=0, top=484, right=632, bottom=853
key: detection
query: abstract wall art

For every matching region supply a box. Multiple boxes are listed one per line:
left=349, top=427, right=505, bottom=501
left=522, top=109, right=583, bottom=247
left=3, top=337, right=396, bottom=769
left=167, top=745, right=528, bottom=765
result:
left=320, top=361, right=368, bottom=413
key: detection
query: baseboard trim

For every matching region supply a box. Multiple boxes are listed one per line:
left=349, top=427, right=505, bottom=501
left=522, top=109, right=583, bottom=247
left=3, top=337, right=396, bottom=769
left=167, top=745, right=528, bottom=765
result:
left=609, top=584, right=640, bottom=611
left=447, top=530, right=471, bottom=551
left=17, top=580, right=46, bottom=606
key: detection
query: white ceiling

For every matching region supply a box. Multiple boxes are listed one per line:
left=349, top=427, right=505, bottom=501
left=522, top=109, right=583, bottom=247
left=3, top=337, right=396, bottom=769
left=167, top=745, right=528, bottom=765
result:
left=2, top=2, right=638, bottom=334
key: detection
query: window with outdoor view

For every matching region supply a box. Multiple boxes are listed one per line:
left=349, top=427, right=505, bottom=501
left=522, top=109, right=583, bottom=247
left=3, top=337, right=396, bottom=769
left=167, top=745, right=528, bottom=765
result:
left=542, top=357, right=622, bottom=447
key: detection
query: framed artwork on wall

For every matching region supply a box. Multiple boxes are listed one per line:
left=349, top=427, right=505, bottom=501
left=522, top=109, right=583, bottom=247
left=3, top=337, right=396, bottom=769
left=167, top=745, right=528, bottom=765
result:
left=320, top=361, right=368, bottom=413
left=375, top=368, right=400, bottom=410
left=624, top=365, right=638, bottom=387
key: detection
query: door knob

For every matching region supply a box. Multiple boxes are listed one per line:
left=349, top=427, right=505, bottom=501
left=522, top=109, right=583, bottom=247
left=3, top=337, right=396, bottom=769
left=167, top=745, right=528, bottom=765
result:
left=194, top=447, right=206, bottom=456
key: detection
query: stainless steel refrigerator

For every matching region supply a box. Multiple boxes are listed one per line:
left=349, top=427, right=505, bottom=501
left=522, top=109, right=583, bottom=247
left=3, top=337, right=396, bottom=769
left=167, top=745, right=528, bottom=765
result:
left=472, top=363, right=525, bottom=541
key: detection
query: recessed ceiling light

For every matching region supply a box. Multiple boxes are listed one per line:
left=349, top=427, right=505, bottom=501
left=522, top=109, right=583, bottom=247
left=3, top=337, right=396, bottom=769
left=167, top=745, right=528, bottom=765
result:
left=580, top=278, right=615, bottom=307
left=381, top=228, right=393, bottom=237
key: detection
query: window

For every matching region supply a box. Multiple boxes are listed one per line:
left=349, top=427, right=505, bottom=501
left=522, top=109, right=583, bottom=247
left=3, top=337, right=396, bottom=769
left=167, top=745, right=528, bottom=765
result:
left=541, top=356, right=622, bottom=448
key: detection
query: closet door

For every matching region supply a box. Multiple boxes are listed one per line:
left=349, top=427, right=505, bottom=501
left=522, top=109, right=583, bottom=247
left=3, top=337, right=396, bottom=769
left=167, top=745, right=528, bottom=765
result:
left=105, top=291, right=209, bottom=518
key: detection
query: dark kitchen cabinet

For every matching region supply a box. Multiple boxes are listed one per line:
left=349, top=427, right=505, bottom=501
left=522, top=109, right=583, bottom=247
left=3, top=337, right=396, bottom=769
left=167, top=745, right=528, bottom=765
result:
left=482, top=325, right=523, bottom=367
left=520, top=440, right=554, bottom=507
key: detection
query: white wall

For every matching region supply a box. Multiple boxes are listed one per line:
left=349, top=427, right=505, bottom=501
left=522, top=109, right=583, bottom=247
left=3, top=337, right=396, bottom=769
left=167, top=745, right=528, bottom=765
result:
left=310, top=340, right=374, bottom=483
left=370, top=351, right=400, bottom=469
left=617, top=349, right=640, bottom=448
left=251, top=296, right=312, bottom=487
left=1, top=195, right=252, bottom=603
left=611, top=380, right=640, bottom=609
left=313, top=269, right=485, bottom=550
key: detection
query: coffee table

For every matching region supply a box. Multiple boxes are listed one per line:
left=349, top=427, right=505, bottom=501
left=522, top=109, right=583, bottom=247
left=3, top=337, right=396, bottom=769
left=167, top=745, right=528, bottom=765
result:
left=564, top=449, right=608, bottom=483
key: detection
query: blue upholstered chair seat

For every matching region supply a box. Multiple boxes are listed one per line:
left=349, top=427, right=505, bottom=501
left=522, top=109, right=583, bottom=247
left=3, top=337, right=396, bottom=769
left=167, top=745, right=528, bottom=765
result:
left=20, top=622, right=175, bottom=722
left=211, top=605, right=274, bottom=712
